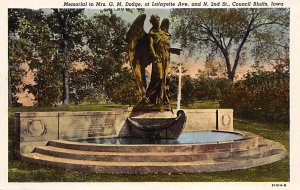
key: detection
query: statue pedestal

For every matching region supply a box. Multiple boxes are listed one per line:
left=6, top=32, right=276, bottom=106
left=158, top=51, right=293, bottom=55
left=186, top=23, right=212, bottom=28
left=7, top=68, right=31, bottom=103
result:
left=127, top=109, right=186, bottom=139
left=132, top=102, right=172, bottom=112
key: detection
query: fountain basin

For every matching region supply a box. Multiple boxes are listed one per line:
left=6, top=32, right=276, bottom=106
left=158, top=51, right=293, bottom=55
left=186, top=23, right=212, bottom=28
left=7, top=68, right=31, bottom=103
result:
left=77, top=131, right=244, bottom=145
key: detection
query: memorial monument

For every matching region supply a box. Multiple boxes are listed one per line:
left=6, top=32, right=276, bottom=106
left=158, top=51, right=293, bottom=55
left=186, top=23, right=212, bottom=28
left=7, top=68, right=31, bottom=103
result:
left=126, top=14, right=186, bottom=139
left=14, top=13, right=286, bottom=175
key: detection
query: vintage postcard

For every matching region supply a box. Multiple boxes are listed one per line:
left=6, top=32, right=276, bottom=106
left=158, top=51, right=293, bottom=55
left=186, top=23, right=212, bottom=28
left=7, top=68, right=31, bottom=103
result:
left=1, top=0, right=299, bottom=189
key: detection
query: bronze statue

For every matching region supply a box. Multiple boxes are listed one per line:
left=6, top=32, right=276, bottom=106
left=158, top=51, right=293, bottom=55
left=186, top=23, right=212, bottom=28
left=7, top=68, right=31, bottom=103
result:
left=126, top=14, right=186, bottom=139
left=126, top=14, right=179, bottom=110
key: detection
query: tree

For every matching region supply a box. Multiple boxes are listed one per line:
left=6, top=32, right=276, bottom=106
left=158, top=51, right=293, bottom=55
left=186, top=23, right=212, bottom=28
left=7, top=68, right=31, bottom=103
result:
left=8, top=9, right=25, bottom=106
left=221, top=69, right=289, bottom=123
left=181, top=75, right=196, bottom=106
left=8, top=9, right=46, bottom=106
left=69, top=66, right=92, bottom=105
left=106, top=68, right=139, bottom=105
left=83, top=12, right=128, bottom=101
left=48, top=9, right=87, bottom=106
left=8, top=9, right=88, bottom=106
left=19, top=10, right=63, bottom=106
left=170, top=9, right=289, bottom=81
left=8, top=9, right=132, bottom=106
left=271, top=43, right=289, bottom=74
left=194, top=76, right=231, bottom=101
left=197, top=54, right=224, bottom=78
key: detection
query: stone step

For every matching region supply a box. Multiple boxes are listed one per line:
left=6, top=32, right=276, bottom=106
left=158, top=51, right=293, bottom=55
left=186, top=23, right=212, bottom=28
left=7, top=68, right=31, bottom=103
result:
left=47, top=137, right=258, bottom=153
left=34, top=142, right=274, bottom=162
left=21, top=148, right=286, bottom=174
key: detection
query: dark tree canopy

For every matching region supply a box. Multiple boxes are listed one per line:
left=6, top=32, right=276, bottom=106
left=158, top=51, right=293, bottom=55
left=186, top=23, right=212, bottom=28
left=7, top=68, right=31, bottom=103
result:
left=8, top=9, right=49, bottom=106
left=8, top=9, right=132, bottom=106
left=48, top=9, right=87, bottom=106
left=82, top=13, right=130, bottom=102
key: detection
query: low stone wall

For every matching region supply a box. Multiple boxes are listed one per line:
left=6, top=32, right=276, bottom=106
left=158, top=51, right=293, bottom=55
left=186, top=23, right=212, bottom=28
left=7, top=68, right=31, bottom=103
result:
left=14, top=108, right=233, bottom=154
left=183, top=109, right=233, bottom=131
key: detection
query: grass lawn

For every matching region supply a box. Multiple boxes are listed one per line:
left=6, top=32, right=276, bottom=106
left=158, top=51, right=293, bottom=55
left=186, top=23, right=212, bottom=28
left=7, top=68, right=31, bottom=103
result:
left=8, top=102, right=289, bottom=182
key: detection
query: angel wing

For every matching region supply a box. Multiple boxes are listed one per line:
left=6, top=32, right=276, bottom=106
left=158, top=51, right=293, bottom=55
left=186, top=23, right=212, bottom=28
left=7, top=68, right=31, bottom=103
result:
left=126, top=14, right=152, bottom=67
left=126, top=14, right=154, bottom=99
left=126, top=14, right=147, bottom=44
left=160, top=18, right=169, bottom=32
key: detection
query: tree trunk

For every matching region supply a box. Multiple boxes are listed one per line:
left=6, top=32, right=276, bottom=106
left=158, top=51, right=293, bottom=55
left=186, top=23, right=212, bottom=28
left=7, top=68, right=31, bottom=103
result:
left=8, top=70, right=12, bottom=107
left=63, top=65, right=70, bottom=106
left=228, top=71, right=235, bottom=81
left=62, top=40, right=69, bottom=106
left=53, top=9, right=83, bottom=106
left=222, top=50, right=235, bottom=82
left=61, top=15, right=69, bottom=106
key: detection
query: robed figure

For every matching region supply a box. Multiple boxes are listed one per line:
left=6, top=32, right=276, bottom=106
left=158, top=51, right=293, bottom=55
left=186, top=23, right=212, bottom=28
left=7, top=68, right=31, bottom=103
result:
left=126, top=14, right=180, bottom=111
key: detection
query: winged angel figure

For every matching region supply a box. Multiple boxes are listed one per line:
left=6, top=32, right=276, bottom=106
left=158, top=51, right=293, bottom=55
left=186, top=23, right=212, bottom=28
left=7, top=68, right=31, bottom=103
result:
left=126, top=14, right=180, bottom=110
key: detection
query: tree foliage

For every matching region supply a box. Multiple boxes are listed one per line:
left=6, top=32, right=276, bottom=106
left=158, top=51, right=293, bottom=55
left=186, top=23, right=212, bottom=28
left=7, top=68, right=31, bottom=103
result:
left=47, top=9, right=87, bottom=106
left=8, top=9, right=89, bottom=106
left=170, top=8, right=289, bottom=81
left=8, top=9, right=131, bottom=106
left=194, top=76, right=231, bottom=101
left=220, top=63, right=289, bottom=123
left=81, top=13, right=130, bottom=103
left=8, top=9, right=46, bottom=106
left=181, top=75, right=196, bottom=106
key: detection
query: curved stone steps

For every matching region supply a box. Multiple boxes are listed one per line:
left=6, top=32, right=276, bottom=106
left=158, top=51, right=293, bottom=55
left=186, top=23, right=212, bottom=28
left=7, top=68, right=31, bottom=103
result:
left=20, top=132, right=287, bottom=174
left=21, top=148, right=286, bottom=174
left=33, top=142, right=276, bottom=162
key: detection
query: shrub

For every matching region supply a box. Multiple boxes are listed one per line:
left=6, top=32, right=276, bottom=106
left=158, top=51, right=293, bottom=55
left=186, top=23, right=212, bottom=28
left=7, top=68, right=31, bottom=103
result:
left=220, top=70, right=289, bottom=124
left=194, top=77, right=231, bottom=101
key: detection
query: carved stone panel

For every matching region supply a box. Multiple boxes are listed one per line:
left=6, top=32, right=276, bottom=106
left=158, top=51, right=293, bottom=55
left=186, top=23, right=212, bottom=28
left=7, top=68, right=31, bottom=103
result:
left=87, top=115, right=116, bottom=137
left=19, top=112, right=59, bottom=142
left=183, top=109, right=217, bottom=131
left=217, top=109, right=234, bottom=131
left=58, top=112, right=118, bottom=139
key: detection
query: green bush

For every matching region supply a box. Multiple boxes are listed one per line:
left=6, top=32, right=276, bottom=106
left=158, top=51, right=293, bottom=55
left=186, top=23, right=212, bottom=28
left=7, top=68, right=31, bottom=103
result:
left=194, top=77, right=231, bottom=101
left=220, top=70, right=289, bottom=124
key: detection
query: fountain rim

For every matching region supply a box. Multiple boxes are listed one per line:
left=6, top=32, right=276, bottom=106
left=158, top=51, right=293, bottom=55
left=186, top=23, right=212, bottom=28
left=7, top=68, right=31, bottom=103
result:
left=65, top=130, right=256, bottom=147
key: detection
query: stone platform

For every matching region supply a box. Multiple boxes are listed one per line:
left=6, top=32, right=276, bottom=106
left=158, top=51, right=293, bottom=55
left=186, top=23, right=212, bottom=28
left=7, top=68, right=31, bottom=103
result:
left=21, top=131, right=286, bottom=174
left=14, top=108, right=234, bottom=154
